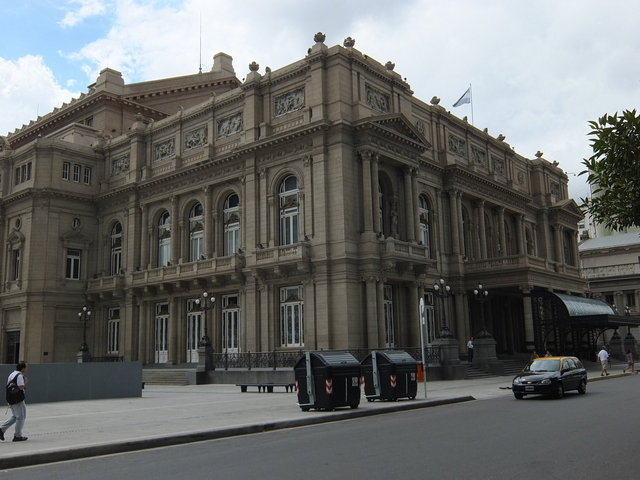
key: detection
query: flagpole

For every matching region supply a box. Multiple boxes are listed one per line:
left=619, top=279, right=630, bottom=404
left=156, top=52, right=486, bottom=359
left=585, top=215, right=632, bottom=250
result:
left=470, top=84, right=474, bottom=125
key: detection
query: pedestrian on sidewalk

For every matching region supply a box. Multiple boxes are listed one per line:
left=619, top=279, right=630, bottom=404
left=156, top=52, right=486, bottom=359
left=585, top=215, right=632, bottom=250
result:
left=597, top=346, right=610, bottom=376
left=623, top=349, right=635, bottom=374
left=467, top=337, right=474, bottom=363
left=1, top=361, right=29, bottom=442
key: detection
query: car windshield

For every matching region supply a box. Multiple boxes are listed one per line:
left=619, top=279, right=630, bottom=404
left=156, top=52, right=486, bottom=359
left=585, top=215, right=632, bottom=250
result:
left=525, top=359, right=560, bottom=372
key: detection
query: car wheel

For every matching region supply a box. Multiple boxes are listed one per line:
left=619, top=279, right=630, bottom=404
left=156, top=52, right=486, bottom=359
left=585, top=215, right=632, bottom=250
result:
left=578, top=379, right=587, bottom=395
left=514, top=391, right=524, bottom=400
left=555, top=382, right=564, bottom=399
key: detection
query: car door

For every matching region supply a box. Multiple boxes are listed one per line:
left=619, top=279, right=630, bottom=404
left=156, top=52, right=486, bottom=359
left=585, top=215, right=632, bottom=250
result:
left=562, top=358, right=577, bottom=390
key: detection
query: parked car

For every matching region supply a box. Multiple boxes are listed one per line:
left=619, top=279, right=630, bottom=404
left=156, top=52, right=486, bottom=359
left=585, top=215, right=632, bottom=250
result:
left=512, top=356, right=587, bottom=399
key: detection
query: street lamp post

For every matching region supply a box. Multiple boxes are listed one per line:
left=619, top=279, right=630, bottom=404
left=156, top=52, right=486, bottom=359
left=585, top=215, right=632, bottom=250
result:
left=195, top=291, right=215, bottom=372
left=473, top=284, right=491, bottom=338
left=195, top=291, right=215, bottom=347
left=433, top=278, right=454, bottom=338
left=77, top=306, right=92, bottom=363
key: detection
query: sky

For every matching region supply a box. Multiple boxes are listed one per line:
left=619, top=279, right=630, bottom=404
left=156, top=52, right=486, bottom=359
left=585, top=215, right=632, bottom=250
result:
left=1, top=0, right=639, bottom=202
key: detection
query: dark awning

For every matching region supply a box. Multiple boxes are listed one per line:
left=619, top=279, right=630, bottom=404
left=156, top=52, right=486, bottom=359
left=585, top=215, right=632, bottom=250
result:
left=553, top=293, right=640, bottom=328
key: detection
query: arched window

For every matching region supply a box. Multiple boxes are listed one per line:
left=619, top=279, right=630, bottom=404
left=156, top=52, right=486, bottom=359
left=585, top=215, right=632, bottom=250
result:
left=223, top=194, right=240, bottom=255
left=279, top=176, right=299, bottom=245
left=418, top=195, right=431, bottom=258
left=189, top=203, right=204, bottom=262
left=110, top=222, right=123, bottom=275
left=158, top=211, right=171, bottom=267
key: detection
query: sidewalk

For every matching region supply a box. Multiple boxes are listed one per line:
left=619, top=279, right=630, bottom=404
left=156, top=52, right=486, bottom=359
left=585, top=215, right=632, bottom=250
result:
left=0, top=361, right=631, bottom=470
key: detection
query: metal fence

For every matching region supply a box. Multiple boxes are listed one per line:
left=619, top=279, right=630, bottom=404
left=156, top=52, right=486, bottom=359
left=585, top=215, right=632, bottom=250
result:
left=211, top=346, right=441, bottom=370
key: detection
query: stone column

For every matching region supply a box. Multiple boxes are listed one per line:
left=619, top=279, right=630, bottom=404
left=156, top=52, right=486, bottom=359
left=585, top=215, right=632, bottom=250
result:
left=360, top=151, right=374, bottom=233
left=377, top=279, right=386, bottom=347
left=498, top=207, right=506, bottom=256
left=371, top=154, right=381, bottom=234
left=403, top=167, right=415, bottom=242
left=138, top=299, right=148, bottom=364
left=169, top=297, right=179, bottom=364
left=448, top=189, right=460, bottom=255
left=171, top=196, right=179, bottom=265
left=522, top=288, right=535, bottom=352
left=365, top=275, right=378, bottom=348
left=553, top=225, right=563, bottom=265
left=203, top=185, right=212, bottom=259
left=140, top=204, right=149, bottom=269
left=478, top=200, right=487, bottom=259
left=412, top=169, right=421, bottom=242
left=408, top=285, right=420, bottom=347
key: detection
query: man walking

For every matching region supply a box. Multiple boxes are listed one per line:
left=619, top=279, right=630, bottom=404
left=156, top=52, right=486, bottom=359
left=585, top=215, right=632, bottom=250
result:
left=467, top=337, right=474, bottom=363
left=597, top=346, right=610, bottom=376
left=1, top=361, right=29, bottom=442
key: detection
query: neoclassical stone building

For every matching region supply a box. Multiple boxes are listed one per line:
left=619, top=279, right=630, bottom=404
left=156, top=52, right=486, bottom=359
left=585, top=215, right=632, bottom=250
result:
left=0, top=34, right=587, bottom=366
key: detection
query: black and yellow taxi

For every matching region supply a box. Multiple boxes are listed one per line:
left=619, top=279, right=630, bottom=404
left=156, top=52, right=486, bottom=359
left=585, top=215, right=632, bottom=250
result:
left=512, top=356, right=587, bottom=399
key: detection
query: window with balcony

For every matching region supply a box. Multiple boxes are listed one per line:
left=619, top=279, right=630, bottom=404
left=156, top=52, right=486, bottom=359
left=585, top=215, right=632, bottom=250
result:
left=158, top=211, right=171, bottom=267
left=418, top=195, right=432, bottom=258
left=279, top=176, right=299, bottom=246
left=223, top=194, right=240, bottom=255
left=189, top=203, right=204, bottom=262
left=280, top=286, right=304, bottom=347
left=110, top=222, right=123, bottom=275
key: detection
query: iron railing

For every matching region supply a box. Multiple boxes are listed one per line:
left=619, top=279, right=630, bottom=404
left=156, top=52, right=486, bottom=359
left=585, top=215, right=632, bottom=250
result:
left=211, top=346, right=441, bottom=370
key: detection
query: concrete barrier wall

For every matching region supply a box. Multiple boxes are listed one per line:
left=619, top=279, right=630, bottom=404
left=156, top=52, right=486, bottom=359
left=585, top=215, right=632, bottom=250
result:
left=0, top=363, right=142, bottom=404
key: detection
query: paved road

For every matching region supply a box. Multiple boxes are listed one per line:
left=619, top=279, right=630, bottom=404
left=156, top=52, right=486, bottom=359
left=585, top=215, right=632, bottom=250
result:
left=8, top=374, right=639, bottom=479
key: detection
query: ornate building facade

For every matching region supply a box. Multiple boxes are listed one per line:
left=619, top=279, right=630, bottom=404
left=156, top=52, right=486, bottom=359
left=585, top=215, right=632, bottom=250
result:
left=0, top=34, right=586, bottom=366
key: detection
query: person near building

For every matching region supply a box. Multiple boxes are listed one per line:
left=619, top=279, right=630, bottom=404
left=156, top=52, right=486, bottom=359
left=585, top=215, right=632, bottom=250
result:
left=597, top=347, right=610, bottom=376
left=0, top=361, right=29, bottom=442
left=467, top=337, right=474, bottom=363
left=623, top=349, right=635, bottom=374
left=544, top=350, right=553, bottom=357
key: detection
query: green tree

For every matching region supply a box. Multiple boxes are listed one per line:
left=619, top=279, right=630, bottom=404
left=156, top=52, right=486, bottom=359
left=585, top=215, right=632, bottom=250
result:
left=580, top=109, right=640, bottom=231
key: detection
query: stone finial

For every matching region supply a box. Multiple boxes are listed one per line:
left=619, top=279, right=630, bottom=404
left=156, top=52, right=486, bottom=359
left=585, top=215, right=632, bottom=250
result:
left=265, top=66, right=271, bottom=73
left=463, top=116, right=468, bottom=123
left=535, top=150, right=543, bottom=158
left=497, top=134, right=506, bottom=141
left=343, top=36, right=355, bottom=48
left=385, top=61, right=395, bottom=71
left=483, top=128, right=488, bottom=133
left=249, top=61, right=259, bottom=72
left=314, top=32, right=326, bottom=43
left=430, top=96, right=440, bottom=105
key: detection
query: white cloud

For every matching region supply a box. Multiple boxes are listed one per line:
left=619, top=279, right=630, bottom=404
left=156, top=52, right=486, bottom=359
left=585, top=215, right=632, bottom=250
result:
left=0, top=55, right=79, bottom=136
left=59, top=0, right=108, bottom=28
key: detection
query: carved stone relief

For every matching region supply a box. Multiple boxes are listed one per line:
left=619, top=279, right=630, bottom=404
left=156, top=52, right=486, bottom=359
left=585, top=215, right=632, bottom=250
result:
left=365, top=85, right=390, bottom=113
left=154, top=138, right=175, bottom=163
left=184, top=126, right=208, bottom=150
left=471, top=146, right=486, bottom=166
left=217, top=112, right=243, bottom=138
left=111, top=156, right=130, bottom=176
left=549, top=181, right=560, bottom=197
left=492, top=156, right=505, bottom=175
left=275, top=88, right=305, bottom=117
left=448, top=134, right=466, bottom=157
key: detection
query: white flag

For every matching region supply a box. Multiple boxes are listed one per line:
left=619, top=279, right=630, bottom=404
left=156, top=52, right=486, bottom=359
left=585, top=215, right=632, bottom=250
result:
left=453, top=86, right=471, bottom=107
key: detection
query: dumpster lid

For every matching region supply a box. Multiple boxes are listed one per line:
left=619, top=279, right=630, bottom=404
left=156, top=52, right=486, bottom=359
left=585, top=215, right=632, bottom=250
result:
left=309, top=351, right=360, bottom=367
left=374, top=350, right=418, bottom=364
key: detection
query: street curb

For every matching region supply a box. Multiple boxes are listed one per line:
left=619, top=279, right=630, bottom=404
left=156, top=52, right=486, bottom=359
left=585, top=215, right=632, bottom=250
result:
left=588, top=372, right=631, bottom=382
left=0, top=395, right=474, bottom=470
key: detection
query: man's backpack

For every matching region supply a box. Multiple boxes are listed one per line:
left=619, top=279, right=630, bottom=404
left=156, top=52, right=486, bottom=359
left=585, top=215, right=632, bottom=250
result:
left=6, top=373, right=25, bottom=405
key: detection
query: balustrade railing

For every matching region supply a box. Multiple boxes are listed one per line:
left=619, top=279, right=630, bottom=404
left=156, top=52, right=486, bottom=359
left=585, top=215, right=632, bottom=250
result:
left=211, top=346, right=441, bottom=370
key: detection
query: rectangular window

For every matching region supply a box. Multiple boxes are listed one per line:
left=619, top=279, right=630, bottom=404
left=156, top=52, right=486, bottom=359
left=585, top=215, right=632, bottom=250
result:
left=85, top=116, right=94, bottom=127
left=65, top=248, right=81, bottom=280
left=83, top=166, right=92, bottom=185
left=73, top=164, right=81, bottom=182
left=222, top=294, right=240, bottom=353
left=62, top=162, right=70, bottom=180
left=627, top=293, right=636, bottom=307
left=12, top=249, right=21, bottom=281
left=107, top=308, right=120, bottom=354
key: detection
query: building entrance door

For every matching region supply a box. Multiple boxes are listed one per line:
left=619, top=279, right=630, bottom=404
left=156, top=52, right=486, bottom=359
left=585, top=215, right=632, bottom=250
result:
left=154, top=303, right=169, bottom=363
left=186, top=310, right=203, bottom=363
left=222, top=308, right=239, bottom=353
left=5, top=331, right=20, bottom=364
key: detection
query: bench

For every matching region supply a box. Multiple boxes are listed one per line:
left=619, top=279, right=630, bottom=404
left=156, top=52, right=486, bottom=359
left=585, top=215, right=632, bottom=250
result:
left=236, top=383, right=296, bottom=393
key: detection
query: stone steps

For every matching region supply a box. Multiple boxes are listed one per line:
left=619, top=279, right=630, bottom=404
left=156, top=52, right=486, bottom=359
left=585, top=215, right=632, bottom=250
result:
left=143, top=369, right=192, bottom=385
